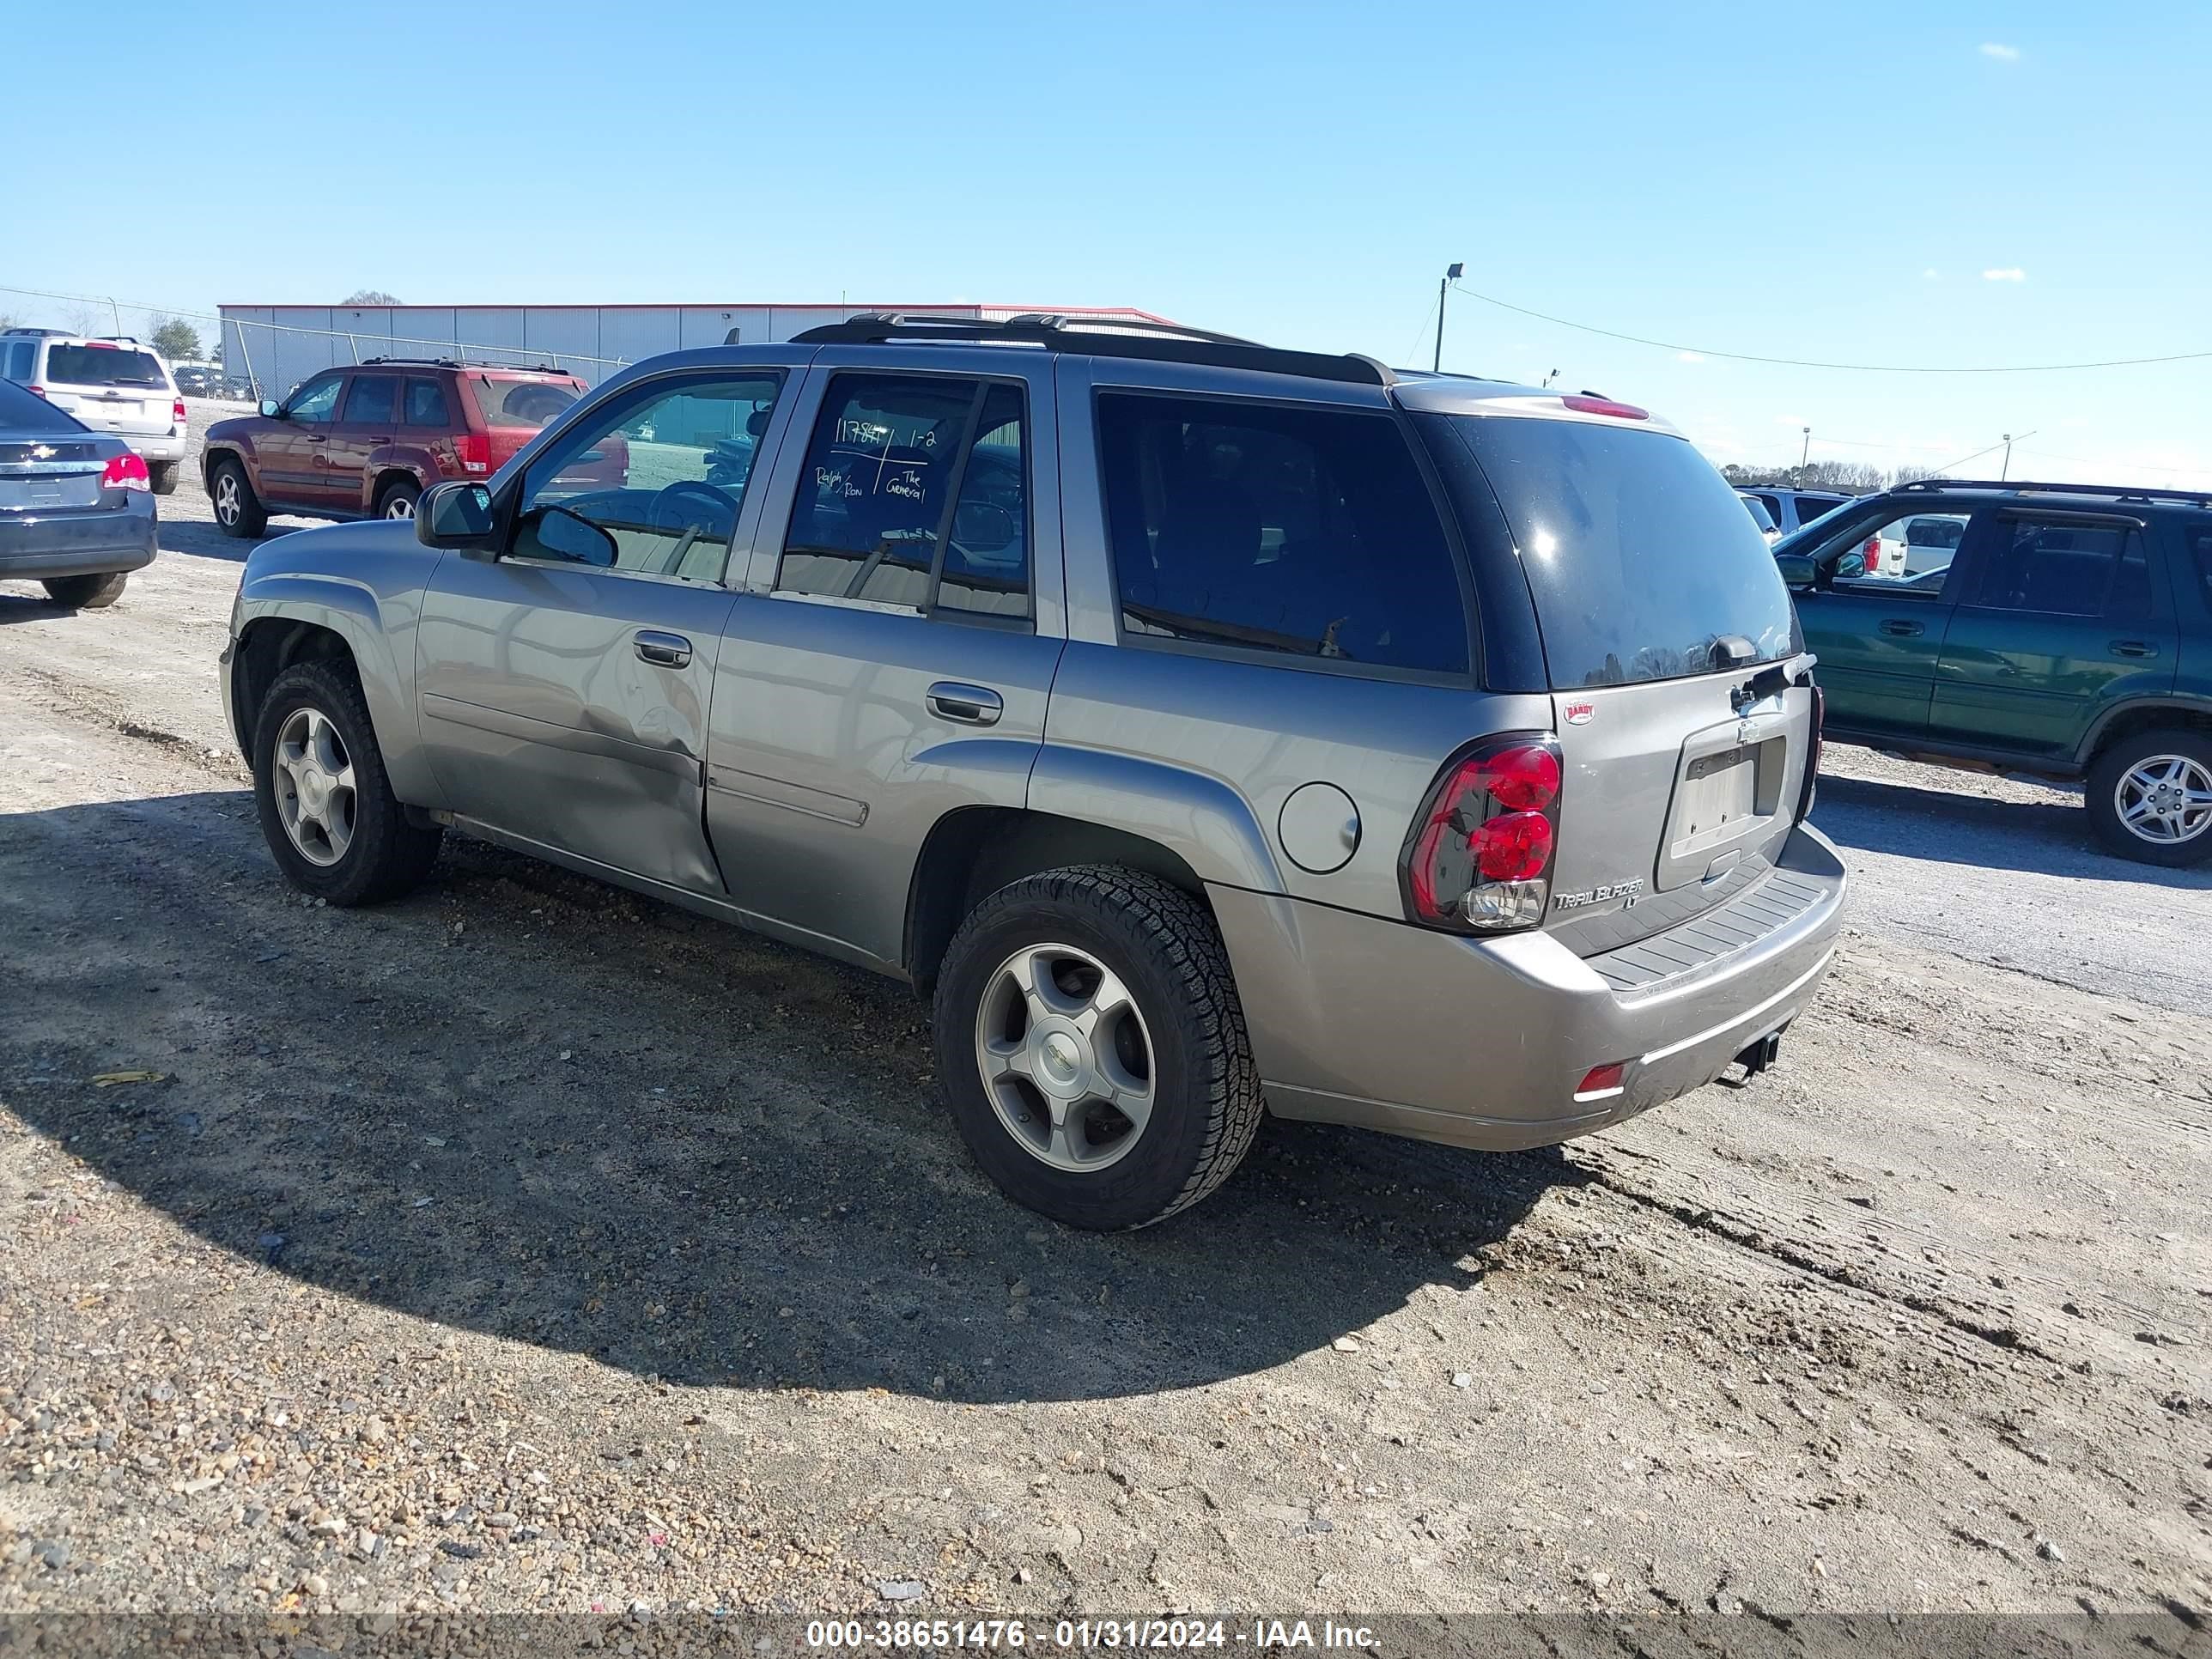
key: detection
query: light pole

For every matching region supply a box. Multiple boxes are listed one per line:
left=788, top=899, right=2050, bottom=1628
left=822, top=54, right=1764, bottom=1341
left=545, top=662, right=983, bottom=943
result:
left=1801, top=426, right=1811, bottom=471
left=2000, top=430, right=2036, bottom=481
left=1434, top=263, right=1464, bottom=372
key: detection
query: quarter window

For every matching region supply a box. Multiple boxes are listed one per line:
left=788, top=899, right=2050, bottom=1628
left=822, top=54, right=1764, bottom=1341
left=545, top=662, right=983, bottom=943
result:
left=777, top=374, right=1031, bottom=617
left=1098, top=393, right=1468, bottom=675
left=341, top=375, right=397, bottom=425
left=1971, top=520, right=2137, bottom=617
left=404, top=378, right=450, bottom=426
left=511, top=374, right=783, bottom=583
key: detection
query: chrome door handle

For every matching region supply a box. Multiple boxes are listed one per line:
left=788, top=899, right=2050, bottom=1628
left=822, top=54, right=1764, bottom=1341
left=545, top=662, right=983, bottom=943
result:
left=2110, top=640, right=2157, bottom=659
left=635, top=629, right=693, bottom=668
left=927, top=681, right=1003, bottom=726
left=1878, top=619, right=1924, bottom=637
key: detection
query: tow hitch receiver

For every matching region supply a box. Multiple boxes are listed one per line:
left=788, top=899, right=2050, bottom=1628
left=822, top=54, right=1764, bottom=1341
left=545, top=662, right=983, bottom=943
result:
left=1735, top=1031, right=1784, bottom=1077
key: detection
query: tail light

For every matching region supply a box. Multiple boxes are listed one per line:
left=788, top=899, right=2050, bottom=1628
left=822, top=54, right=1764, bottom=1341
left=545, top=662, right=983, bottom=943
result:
left=1862, top=536, right=1882, bottom=571
left=27, top=385, right=46, bottom=398
left=172, top=398, right=188, bottom=426
left=1401, top=734, right=1564, bottom=933
left=453, top=433, right=491, bottom=475
left=100, top=453, right=151, bottom=492
left=1560, top=394, right=1648, bottom=421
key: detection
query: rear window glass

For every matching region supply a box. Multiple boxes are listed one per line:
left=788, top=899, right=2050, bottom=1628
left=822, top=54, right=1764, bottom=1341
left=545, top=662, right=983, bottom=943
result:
left=404, top=379, right=450, bottom=426
left=1415, top=413, right=1797, bottom=689
left=469, top=376, right=579, bottom=429
left=45, top=345, right=167, bottom=389
left=1098, top=393, right=1468, bottom=675
left=1739, top=495, right=1778, bottom=532
left=0, top=379, right=86, bottom=431
left=342, top=375, right=398, bottom=425
left=1793, top=495, right=1847, bottom=524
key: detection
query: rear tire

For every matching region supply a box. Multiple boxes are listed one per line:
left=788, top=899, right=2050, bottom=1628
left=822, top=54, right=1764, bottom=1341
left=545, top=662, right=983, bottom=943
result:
left=252, top=660, right=442, bottom=905
left=2087, top=729, right=2212, bottom=866
left=149, top=461, right=179, bottom=496
left=40, top=572, right=129, bottom=609
left=210, top=457, right=268, bottom=538
left=374, top=478, right=422, bottom=520
left=933, top=866, right=1263, bottom=1231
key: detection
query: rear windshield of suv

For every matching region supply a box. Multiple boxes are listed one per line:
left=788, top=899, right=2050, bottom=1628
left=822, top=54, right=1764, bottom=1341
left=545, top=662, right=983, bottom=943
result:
left=1414, top=412, right=1797, bottom=689
left=45, top=345, right=168, bottom=389
left=468, top=375, right=580, bottom=429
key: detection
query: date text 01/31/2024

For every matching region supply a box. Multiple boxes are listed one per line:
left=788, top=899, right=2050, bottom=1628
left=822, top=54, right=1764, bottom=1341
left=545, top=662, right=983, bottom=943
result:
left=805, top=1620, right=1381, bottom=1650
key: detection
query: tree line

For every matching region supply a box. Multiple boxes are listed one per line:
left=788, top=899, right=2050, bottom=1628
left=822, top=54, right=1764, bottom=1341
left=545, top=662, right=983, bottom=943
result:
left=1720, top=459, right=1943, bottom=493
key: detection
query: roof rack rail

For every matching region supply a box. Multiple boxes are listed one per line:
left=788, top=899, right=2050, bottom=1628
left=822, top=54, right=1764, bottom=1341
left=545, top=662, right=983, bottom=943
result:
left=1900, top=477, right=2212, bottom=508
left=358, top=356, right=565, bottom=373
left=787, top=313, right=1395, bottom=387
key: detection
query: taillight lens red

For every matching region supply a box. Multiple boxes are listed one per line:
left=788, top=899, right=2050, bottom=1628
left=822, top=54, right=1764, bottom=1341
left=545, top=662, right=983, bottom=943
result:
left=454, top=433, right=491, bottom=474
left=27, top=385, right=46, bottom=398
left=101, top=453, right=151, bottom=492
left=1561, top=394, right=1649, bottom=421
left=1402, top=736, right=1564, bottom=933
left=172, top=398, right=188, bottom=425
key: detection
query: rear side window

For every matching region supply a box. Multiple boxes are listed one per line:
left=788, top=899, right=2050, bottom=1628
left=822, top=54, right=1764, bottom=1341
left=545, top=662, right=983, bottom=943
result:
left=1415, top=412, right=1796, bottom=688
left=1739, top=495, right=1777, bottom=533
left=1097, top=393, right=1468, bottom=675
left=778, top=373, right=1031, bottom=617
left=1794, top=495, right=1846, bottom=525
left=1970, top=520, right=2136, bottom=617
left=342, top=375, right=397, bottom=425
left=3, top=341, right=33, bottom=380
left=45, top=345, right=167, bottom=388
left=404, top=378, right=450, bottom=426
left=469, top=376, right=579, bottom=430
left=0, top=378, right=85, bottom=430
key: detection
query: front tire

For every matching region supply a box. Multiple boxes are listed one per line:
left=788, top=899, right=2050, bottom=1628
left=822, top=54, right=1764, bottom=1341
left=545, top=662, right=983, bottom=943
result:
left=2087, top=730, right=2212, bottom=866
left=41, top=572, right=129, bottom=609
left=210, top=458, right=268, bottom=538
left=252, top=660, right=442, bottom=905
left=149, top=460, right=179, bottom=496
left=933, top=866, right=1263, bottom=1231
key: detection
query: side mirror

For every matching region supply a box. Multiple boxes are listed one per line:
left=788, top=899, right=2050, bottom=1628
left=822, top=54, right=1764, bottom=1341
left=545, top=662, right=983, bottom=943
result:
left=259, top=398, right=283, bottom=418
left=520, top=503, right=618, bottom=568
left=951, top=501, right=1018, bottom=552
left=417, top=481, right=496, bottom=550
left=1774, top=551, right=1816, bottom=589
left=1834, top=550, right=1869, bottom=580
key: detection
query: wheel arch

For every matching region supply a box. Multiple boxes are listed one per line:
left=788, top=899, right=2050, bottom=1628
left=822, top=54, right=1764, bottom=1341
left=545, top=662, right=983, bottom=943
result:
left=903, top=806, right=1217, bottom=997
left=230, top=589, right=437, bottom=803
left=2080, top=697, right=2212, bottom=768
left=368, top=465, right=424, bottom=513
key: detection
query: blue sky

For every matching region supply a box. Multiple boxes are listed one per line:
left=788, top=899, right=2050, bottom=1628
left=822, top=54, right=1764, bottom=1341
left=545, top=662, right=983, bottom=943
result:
left=7, top=0, right=2208, bottom=484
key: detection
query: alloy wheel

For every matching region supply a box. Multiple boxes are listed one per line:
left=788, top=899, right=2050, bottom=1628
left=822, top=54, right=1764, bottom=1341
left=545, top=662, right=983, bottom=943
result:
left=271, top=706, right=357, bottom=866
left=2116, top=753, right=2212, bottom=846
left=214, top=472, right=241, bottom=526
left=974, top=943, right=1156, bottom=1172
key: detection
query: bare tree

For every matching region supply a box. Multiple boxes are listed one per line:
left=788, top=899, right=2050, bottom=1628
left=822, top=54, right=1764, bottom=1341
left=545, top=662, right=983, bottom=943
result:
left=342, top=289, right=400, bottom=307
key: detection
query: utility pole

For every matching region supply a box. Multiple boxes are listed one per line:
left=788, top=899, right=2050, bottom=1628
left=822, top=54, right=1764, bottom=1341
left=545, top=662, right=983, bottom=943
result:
left=1801, top=426, right=1811, bottom=470
left=1434, top=263, right=1463, bottom=372
left=2000, top=430, right=2036, bottom=481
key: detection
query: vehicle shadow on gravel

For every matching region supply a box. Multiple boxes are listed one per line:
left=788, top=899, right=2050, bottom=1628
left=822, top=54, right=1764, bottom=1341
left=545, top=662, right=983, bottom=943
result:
left=1813, top=773, right=2212, bottom=889
left=1, top=790, right=1573, bottom=1406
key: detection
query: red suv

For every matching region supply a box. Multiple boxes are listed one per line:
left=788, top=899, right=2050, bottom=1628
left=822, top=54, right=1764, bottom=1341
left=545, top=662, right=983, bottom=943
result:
left=201, top=360, right=623, bottom=536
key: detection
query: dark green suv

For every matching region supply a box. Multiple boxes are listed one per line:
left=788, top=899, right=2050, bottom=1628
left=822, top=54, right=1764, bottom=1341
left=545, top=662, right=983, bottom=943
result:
left=1777, top=479, right=2212, bottom=866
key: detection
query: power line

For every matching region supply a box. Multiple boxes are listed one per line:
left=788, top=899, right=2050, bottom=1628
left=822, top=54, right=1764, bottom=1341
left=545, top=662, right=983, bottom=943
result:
left=1448, top=281, right=2212, bottom=375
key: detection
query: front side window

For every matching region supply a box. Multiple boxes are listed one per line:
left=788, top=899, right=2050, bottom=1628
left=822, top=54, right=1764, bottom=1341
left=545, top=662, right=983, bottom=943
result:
left=404, top=378, right=450, bottom=426
left=1102, top=394, right=1468, bottom=674
left=511, top=374, right=782, bottom=583
left=341, top=374, right=397, bottom=425
left=285, top=374, right=344, bottom=423
left=777, top=374, right=1030, bottom=617
left=1970, top=520, right=2136, bottom=617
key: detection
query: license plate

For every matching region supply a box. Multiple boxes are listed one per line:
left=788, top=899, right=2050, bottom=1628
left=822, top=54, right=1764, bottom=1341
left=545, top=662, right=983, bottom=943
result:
left=0, top=475, right=100, bottom=510
left=1670, top=745, right=1762, bottom=854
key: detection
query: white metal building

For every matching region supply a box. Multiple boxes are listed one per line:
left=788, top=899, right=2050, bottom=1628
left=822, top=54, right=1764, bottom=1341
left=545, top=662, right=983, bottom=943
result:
left=214, top=301, right=1173, bottom=398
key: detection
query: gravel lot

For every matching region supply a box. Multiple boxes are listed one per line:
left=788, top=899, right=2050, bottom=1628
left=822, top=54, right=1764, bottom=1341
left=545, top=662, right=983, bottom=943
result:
left=2, top=436, right=2208, bottom=1626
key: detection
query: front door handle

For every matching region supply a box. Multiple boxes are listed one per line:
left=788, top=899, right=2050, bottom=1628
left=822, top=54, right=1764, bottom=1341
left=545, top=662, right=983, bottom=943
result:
left=927, top=681, right=1003, bottom=726
left=2110, top=640, right=2158, bottom=659
left=1878, top=619, right=1925, bottom=637
left=635, top=629, right=693, bottom=668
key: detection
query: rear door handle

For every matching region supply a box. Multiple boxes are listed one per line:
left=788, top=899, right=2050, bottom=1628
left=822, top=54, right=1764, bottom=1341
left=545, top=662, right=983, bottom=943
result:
left=635, top=629, right=692, bottom=668
left=1878, top=619, right=1924, bottom=637
left=2110, top=640, right=2157, bottom=659
left=927, top=681, right=1003, bottom=726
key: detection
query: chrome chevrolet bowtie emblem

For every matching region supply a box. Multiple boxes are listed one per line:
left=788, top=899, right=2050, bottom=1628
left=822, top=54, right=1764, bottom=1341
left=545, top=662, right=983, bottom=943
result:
left=29, top=445, right=54, bottom=460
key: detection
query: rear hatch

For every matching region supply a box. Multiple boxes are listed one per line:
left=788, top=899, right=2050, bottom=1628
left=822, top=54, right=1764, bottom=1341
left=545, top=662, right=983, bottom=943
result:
left=463, top=372, right=589, bottom=472
left=1413, top=402, right=1814, bottom=954
left=0, top=381, right=115, bottom=514
left=40, top=343, right=176, bottom=440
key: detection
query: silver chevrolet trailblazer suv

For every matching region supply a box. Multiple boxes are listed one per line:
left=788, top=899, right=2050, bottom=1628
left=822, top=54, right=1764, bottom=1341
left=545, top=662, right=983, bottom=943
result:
left=220, top=314, right=1847, bottom=1230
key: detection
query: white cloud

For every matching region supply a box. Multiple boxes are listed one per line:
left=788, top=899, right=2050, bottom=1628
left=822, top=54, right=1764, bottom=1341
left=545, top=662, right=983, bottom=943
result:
left=1677, top=350, right=1705, bottom=364
left=1979, top=41, right=2021, bottom=61
left=1922, top=268, right=1941, bottom=280
left=1982, top=267, right=2027, bottom=282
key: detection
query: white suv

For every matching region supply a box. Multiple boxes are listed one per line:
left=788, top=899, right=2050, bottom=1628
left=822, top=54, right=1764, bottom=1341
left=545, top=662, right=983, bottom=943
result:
left=1, top=330, right=186, bottom=495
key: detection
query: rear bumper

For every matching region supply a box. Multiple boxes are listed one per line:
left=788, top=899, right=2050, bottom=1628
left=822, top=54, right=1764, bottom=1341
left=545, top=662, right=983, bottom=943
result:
left=1213, top=822, right=1848, bottom=1152
left=128, top=433, right=187, bottom=464
left=0, top=503, right=159, bottom=580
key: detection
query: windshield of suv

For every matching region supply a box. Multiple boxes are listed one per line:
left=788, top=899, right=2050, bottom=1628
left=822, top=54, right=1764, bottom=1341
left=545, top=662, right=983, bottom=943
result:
left=469, top=376, right=580, bottom=429
left=1415, top=412, right=1797, bottom=688
left=45, top=345, right=167, bottom=389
